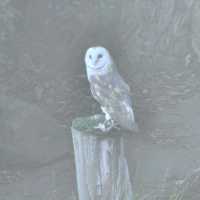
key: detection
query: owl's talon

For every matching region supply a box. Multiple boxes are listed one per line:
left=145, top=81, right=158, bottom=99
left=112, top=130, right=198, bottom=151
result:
left=94, top=121, right=114, bottom=132
left=94, top=123, right=106, bottom=132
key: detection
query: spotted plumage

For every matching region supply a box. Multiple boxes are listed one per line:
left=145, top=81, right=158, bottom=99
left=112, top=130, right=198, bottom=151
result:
left=85, top=46, right=138, bottom=132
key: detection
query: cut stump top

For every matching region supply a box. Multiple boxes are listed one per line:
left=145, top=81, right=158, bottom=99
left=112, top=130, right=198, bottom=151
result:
left=71, top=114, right=132, bottom=138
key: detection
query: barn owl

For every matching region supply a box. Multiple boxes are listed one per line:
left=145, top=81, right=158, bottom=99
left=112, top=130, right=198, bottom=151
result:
left=85, top=46, right=138, bottom=132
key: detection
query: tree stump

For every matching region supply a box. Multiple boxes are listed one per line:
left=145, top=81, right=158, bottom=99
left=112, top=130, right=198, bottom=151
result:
left=71, top=114, right=134, bottom=200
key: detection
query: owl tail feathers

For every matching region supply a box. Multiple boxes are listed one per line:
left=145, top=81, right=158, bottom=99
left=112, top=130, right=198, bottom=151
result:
left=125, top=121, right=139, bottom=133
left=132, top=122, right=139, bottom=133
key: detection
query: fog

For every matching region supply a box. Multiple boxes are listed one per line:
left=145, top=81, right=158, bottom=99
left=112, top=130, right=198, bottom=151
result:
left=0, top=0, right=200, bottom=199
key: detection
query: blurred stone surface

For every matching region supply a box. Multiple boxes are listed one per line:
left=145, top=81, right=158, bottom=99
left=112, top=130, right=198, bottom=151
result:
left=0, top=0, right=200, bottom=199
left=0, top=95, right=71, bottom=166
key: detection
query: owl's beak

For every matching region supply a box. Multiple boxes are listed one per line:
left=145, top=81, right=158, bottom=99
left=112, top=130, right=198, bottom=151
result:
left=94, top=59, right=99, bottom=65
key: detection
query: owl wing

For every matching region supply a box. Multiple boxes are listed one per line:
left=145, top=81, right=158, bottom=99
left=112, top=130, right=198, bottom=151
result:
left=112, top=70, right=131, bottom=95
left=108, top=70, right=137, bottom=130
left=89, top=71, right=137, bottom=131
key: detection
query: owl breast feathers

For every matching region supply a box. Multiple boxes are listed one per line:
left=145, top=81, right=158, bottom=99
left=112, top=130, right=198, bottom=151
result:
left=89, top=67, right=136, bottom=131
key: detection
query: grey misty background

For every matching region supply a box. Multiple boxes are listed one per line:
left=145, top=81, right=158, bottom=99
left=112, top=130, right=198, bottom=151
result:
left=0, top=0, right=200, bottom=199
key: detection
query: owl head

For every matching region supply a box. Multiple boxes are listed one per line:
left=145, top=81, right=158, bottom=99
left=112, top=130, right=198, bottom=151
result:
left=85, top=46, right=113, bottom=71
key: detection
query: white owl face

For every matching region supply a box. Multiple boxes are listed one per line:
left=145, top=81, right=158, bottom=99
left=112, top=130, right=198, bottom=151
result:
left=85, top=46, right=112, bottom=71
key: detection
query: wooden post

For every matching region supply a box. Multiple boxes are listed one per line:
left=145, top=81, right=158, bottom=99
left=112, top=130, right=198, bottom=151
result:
left=71, top=114, right=134, bottom=200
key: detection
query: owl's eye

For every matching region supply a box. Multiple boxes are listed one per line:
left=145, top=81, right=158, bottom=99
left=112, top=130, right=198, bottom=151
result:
left=97, top=54, right=103, bottom=59
left=89, top=55, right=92, bottom=59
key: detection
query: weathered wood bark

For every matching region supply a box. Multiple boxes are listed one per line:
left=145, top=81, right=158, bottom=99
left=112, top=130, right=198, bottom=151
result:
left=71, top=114, right=134, bottom=200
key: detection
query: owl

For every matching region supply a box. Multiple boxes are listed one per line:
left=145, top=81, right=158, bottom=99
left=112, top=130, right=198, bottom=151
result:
left=85, top=46, right=138, bottom=133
